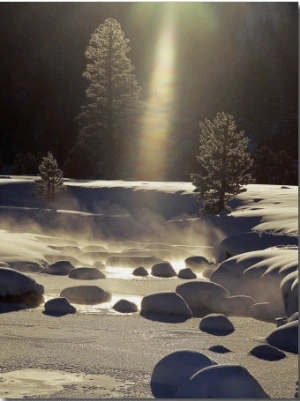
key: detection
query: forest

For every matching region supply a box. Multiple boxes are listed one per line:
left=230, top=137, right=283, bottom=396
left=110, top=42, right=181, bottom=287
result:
left=0, top=2, right=297, bottom=184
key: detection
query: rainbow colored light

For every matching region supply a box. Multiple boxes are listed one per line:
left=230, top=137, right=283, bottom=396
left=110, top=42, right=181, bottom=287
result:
left=137, top=12, right=176, bottom=180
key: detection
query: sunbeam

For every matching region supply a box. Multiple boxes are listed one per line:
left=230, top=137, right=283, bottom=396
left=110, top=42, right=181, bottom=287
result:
left=137, top=8, right=177, bottom=180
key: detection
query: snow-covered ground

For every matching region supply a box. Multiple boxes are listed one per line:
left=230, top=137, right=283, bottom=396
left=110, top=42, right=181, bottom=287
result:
left=0, top=177, right=298, bottom=398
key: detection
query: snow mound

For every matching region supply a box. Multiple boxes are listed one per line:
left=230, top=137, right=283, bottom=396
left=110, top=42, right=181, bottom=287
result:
left=132, top=266, right=148, bottom=276
left=107, top=255, right=161, bottom=269
left=151, top=261, right=177, bottom=277
left=175, top=364, right=270, bottom=398
left=208, top=345, right=231, bottom=354
left=266, top=320, right=298, bottom=354
left=214, top=232, right=298, bottom=262
left=113, top=299, right=138, bottom=313
left=176, top=280, right=229, bottom=314
left=251, top=302, right=284, bottom=322
left=249, top=344, right=286, bottom=361
left=141, top=292, right=192, bottom=317
left=185, top=255, right=210, bottom=271
left=199, top=313, right=235, bottom=336
left=280, top=271, right=298, bottom=316
left=0, top=267, right=44, bottom=307
left=150, top=350, right=216, bottom=398
left=44, top=297, right=76, bottom=315
left=60, top=285, right=111, bottom=305
left=210, top=246, right=297, bottom=319
left=178, top=268, right=197, bottom=279
left=41, top=260, right=75, bottom=276
left=222, top=295, right=254, bottom=316
left=68, top=267, right=106, bottom=280
left=7, top=261, right=43, bottom=273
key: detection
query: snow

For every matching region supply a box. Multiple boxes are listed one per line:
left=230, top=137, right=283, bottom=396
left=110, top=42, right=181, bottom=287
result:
left=0, top=177, right=298, bottom=398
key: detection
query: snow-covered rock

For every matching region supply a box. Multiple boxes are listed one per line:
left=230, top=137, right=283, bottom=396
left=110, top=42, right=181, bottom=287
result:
left=82, top=251, right=110, bottom=263
left=208, top=345, right=231, bottom=354
left=107, top=255, right=160, bottom=269
left=132, top=266, right=148, bottom=276
left=0, top=267, right=44, bottom=306
left=151, top=261, right=177, bottom=277
left=68, top=267, right=106, bottom=280
left=176, top=280, right=229, bottom=314
left=185, top=255, right=210, bottom=271
left=60, top=285, right=111, bottom=305
left=93, top=261, right=105, bottom=269
left=175, top=364, right=270, bottom=398
left=280, top=270, right=298, bottom=316
left=44, top=297, right=76, bottom=315
left=0, top=262, right=9, bottom=268
left=199, top=313, right=235, bottom=336
left=249, top=344, right=286, bottom=361
left=7, top=261, right=43, bottom=273
left=214, top=231, right=298, bottom=263
left=41, top=260, right=75, bottom=276
left=178, top=267, right=197, bottom=279
left=150, top=350, right=216, bottom=398
left=113, top=299, right=138, bottom=313
left=141, top=292, right=192, bottom=317
left=266, top=320, right=298, bottom=354
left=251, top=302, right=284, bottom=322
left=287, top=312, right=298, bottom=323
left=44, top=254, right=81, bottom=267
left=210, top=247, right=297, bottom=316
left=82, top=244, right=108, bottom=253
left=222, top=295, right=255, bottom=316
left=202, top=267, right=214, bottom=279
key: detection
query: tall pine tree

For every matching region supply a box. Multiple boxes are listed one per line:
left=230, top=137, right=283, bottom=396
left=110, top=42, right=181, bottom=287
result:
left=191, top=112, right=254, bottom=216
left=66, top=18, right=141, bottom=179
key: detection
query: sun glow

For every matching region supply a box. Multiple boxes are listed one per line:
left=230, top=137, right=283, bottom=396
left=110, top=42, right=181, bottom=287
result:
left=137, top=11, right=176, bottom=180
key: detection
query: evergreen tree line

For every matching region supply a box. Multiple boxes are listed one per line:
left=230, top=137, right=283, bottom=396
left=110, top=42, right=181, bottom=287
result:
left=1, top=7, right=297, bottom=185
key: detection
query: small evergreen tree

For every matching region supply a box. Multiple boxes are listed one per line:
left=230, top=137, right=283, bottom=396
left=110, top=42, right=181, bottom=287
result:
left=37, top=151, right=65, bottom=201
left=191, top=112, right=255, bottom=217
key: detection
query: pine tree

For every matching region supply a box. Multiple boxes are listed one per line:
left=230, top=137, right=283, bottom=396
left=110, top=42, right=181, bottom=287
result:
left=71, top=18, right=141, bottom=179
left=191, top=112, right=255, bottom=217
left=37, top=151, right=65, bottom=201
